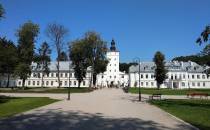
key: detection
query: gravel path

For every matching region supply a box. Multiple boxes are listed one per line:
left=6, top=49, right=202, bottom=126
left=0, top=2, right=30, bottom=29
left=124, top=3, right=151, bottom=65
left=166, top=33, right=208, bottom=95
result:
left=0, top=88, right=198, bottom=130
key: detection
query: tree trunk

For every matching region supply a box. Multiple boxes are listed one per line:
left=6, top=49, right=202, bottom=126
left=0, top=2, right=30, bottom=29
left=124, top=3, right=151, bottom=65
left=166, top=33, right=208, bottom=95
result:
left=6, top=73, right=10, bottom=88
left=78, top=81, right=81, bottom=88
left=157, top=83, right=160, bottom=90
left=22, top=79, right=25, bottom=90
left=57, top=60, right=60, bottom=88
left=93, top=73, right=97, bottom=87
left=89, top=71, right=92, bottom=88
left=41, top=72, right=44, bottom=88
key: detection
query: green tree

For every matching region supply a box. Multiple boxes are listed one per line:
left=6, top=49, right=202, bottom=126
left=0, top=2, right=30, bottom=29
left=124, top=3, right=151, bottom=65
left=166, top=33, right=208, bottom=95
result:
left=70, top=39, right=88, bottom=88
left=0, top=37, right=18, bottom=87
left=83, top=31, right=108, bottom=87
left=46, top=23, right=68, bottom=87
left=34, top=42, right=51, bottom=87
left=153, top=51, right=167, bottom=89
left=201, top=44, right=210, bottom=56
left=15, top=21, right=39, bottom=89
left=119, top=62, right=137, bottom=73
left=196, top=25, right=210, bottom=45
left=0, top=3, right=5, bottom=20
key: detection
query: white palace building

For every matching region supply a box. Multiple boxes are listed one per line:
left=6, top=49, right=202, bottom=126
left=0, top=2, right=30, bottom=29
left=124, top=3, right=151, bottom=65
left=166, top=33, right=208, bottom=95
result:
left=1, top=39, right=210, bottom=89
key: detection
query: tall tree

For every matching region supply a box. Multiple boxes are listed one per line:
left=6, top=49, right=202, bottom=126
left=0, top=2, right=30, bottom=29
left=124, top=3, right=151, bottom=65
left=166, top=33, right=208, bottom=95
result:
left=46, top=23, right=68, bottom=88
left=57, top=51, right=68, bottom=61
left=0, top=37, right=18, bottom=87
left=153, top=51, right=167, bottom=89
left=196, top=25, right=210, bottom=45
left=70, top=39, right=88, bottom=88
left=83, top=31, right=108, bottom=87
left=119, top=62, right=138, bottom=73
left=34, top=42, right=51, bottom=87
left=0, top=3, right=5, bottom=20
left=200, top=44, right=210, bottom=56
left=15, top=21, right=39, bottom=89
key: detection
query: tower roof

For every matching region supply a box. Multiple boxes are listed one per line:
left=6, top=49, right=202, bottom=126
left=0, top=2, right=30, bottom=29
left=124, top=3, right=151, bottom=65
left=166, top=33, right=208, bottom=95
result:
left=110, top=39, right=117, bottom=51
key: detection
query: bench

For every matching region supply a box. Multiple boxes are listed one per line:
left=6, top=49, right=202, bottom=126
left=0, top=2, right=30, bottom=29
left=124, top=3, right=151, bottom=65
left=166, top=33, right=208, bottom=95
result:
left=187, top=93, right=208, bottom=99
left=149, top=94, right=162, bottom=100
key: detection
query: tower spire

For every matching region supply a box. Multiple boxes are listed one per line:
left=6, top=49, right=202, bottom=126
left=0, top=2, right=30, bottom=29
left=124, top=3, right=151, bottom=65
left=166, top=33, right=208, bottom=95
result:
left=110, top=39, right=116, bottom=51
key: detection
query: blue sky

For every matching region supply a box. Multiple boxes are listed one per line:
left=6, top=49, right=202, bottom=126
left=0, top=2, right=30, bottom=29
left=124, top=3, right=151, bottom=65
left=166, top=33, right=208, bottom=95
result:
left=0, top=0, right=210, bottom=62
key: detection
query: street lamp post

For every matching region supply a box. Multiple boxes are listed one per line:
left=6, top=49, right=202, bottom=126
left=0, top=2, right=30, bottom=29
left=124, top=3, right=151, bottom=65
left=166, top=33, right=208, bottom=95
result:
left=134, top=57, right=141, bottom=101
left=67, top=61, right=71, bottom=100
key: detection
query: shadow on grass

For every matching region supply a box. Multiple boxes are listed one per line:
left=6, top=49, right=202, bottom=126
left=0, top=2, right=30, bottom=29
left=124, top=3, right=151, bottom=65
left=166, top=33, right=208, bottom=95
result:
left=0, top=95, right=20, bottom=104
left=0, top=109, right=196, bottom=130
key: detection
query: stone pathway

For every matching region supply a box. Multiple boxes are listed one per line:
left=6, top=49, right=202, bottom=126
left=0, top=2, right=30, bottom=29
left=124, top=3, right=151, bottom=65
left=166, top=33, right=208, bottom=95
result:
left=0, top=89, right=198, bottom=130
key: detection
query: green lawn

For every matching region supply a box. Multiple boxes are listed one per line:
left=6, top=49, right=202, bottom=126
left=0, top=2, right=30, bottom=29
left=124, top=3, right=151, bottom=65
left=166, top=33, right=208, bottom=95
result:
left=150, top=99, right=210, bottom=130
left=0, top=87, right=93, bottom=93
left=129, top=87, right=210, bottom=95
left=0, top=96, right=58, bottom=118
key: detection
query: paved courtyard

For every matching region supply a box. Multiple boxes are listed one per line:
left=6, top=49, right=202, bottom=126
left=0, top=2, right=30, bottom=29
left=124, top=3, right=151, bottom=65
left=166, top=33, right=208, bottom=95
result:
left=0, top=89, right=198, bottom=130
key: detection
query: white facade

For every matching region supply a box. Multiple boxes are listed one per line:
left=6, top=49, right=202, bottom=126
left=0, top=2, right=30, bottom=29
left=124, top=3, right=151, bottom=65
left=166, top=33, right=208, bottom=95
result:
left=1, top=40, right=210, bottom=89
left=0, top=39, right=128, bottom=88
left=129, top=61, right=210, bottom=89
left=96, top=40, right=128, bottom=87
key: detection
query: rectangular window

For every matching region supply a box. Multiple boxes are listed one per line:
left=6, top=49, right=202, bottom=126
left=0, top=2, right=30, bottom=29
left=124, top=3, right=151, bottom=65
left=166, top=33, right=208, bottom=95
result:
left=151, top=82, right=154, bottom=86
left=60, top=81, right=62, bottom=86
left=197, top=82, right=200, bottom=86
left=146, top=82, right=148, bottom=86
left=56, top=73, right=58, bottom=77
left=74, top=81, right=76, bottom=85
left=171, top=76, right=173, bottom=80
left=83, top=81, right=85, bottom=86
left=197, top=75, right=200, bottom=79
left=33, top=81, right=35, bottom=86
left=51, top=81, right=53, bottom=86
left=65, top=81, right=67, bottom=86
left=141, top=82, right=143, bottom=86
left=19, top=81, right=21, bottom=86
left=70, top=81, right=72, bottom=85
left=192, top=82, right=195, bottom=86
left=182, top=82, right=185, bottom=86
left=102, top=75, right=104, bottom=78
left=146, top=74, right=148, bottom=79
left=203, top=82, right=205, bottom=86
left=37, top=81, right=39, bottom=86
left=183, top=74, right=185, bottom=79
left=141, top=74, right=143, bottom=78
left=202, top=75, right=205, bottom=79
left=65, top=73, right=68, bottom=77
left=38, top=73, right=40, bottom=78
left=60, top=73, right=63, bottom=78
left=192, top=75, right=194, bottom=79
left=46, top=81, right=49, bottom=86
left=28, top=81, right=30, bottom=86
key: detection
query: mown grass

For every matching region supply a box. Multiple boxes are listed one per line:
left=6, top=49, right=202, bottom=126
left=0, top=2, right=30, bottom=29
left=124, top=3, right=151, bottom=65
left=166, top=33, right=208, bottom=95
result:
left=129, top=87, right=210, bottom=95
left=150, top=99, right=210, bottom=130
left=0, top=96, right=58, bottom=118
left=0, top=87, right=93, bottom=93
